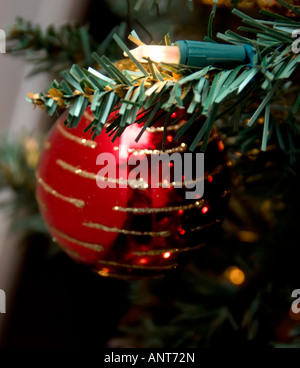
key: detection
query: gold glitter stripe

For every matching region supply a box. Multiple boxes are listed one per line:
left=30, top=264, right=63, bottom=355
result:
left=190, top=220, right=221, bottom=232
left=50, top=226, right=104, bottom=252
left=56, top=159, right=148, bottom=189
left=204, top=165, right=224, bottom=180
left=63, top=248, right=82, bottom=259
left=96, top=270, right=164, bottom=280
left=36, top=173, right=85, bottom=208
left=113, top=189, right=229, bottom=214
left=44, top=141, right=51, bottom=150
left=114, top=142, right=188, bottom=155
left=36, top=195, right=48, bottom=211
left=83, top=111, right=186, bottom=134
left=169, top=164, right=224, bottom=188
left=97, top=260, right=178, bottom=270
left=132, top=242, right=206, bottom=256
left=113, top=200, right=204, bottom=214
left=113, top=133, right=218, bottom=156
left=57, top=159, right=223, bottom=190
left=57, top=123, right=97, bottom=149
left=82, top=111, right=218, bottom=150
left=146, top=120, right=187, bottom=133
left=83, top=111, right=94, bottom=122
left=83, top=222, right=171, bottom=237
left=83, top=111, right=217, bottom=150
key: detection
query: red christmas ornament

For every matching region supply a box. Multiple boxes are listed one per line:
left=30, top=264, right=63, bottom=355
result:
left=36, top=107, right=231, bottom=279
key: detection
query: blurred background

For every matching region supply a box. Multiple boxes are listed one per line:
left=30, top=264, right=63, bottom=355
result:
left=0, top=0, right=90, bottom=346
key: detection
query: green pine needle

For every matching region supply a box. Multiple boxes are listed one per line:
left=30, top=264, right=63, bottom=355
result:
left=27, top=4, right=300, bottom=157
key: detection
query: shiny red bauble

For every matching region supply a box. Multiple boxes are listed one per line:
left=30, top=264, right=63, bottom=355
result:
left=36, top=107, right=231, bottom=279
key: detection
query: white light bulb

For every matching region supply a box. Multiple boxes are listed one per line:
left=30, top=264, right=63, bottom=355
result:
left=126, top=45, right=180, bottom=64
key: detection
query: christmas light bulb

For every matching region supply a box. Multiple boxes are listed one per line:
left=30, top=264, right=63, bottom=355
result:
left=127, top=42, right=255, bottom=68
left=127, top=45, right=180, bottom=64
left=225, top=266, right=245, bottom=286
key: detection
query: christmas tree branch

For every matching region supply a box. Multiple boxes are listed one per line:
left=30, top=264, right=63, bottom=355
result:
left=6, top=17, right=122, bottom=76
left=134, top=0, right=194, bottom=12
left=27, top=4, right=300, bottom=159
